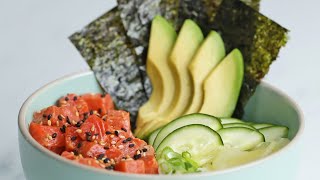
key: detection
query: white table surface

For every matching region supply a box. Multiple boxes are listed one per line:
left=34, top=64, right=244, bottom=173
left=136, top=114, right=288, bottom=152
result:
left=0, top=0, right=318, bottom=179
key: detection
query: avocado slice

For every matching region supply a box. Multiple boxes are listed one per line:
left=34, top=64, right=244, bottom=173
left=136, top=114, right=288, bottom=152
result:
left=200, top=49, right=244, bottom=117
left=135, top=16, right=177, bottom=133
left=136, top=19, right=204, bottom=138
left=184, top=31, right=226, bottom=114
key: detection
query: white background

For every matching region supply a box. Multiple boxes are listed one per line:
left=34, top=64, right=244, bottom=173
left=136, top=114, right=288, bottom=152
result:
left=0, top=0, right=318, bottom=179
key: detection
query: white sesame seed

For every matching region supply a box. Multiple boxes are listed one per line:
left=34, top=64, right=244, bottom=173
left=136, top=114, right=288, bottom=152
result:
left=136, top=150, right=141, bottom=155
left=47, top=135, right=53, bottom=140
left=92, top=136, right=96, bottom=140
left=110, top=159, right=115, bottom=164
left=60, top=101, right=67, bottom=105
left=99, top=141, right=106, bottom=146
left=142, top=152, right=146, bottom=157
left=47, top=120, right=52, bottom=126
left=76, top=129, right=82, bottom=133
left=94, top=140, right=98, bottom=144
left=110, top=135, right=114, bottom=138
left=118, top=145, right=124, bottom=149
left=76, top=112, right=79, bottom=117
left=76, top=105, right=82, bottom=109
left=60, top=115, right=65, bottom=119
left=56, top=121, right=60, bottom=127
left=111, top=141, right=116, bottom=145
left=91, top=126, right=95, bottom=132
left=119, top=135, right=125, bottom=139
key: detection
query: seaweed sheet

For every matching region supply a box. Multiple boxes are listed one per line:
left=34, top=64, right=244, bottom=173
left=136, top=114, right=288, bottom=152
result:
left=211, top=0, right=288, bottom=117
left=70, top=0, right=287, bottom=127
left=69, top=8, right=147, bottom=128
left=117, top=0, right=260, bottom=97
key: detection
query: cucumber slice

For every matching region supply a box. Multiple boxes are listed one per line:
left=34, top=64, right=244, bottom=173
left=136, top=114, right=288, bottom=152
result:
left=153, top=113, right=222, bottom=149
left=220, top=118, right=245, bottom=124
left=148, top=128, right=161, bottom=145
left=259, top=126, right=289, bottom=142
left=156, top=124, right=223, bottom=156
left=218, top=127, right=265, bottom=150
left=223, top=123, right=256, bottom=130
left=251, top=123, right=274, bottom=129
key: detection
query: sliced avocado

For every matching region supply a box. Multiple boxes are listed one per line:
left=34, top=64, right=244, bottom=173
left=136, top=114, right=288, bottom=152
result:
left=184, top=31, right=226, bottom=114
left=199, top=49, right=244, bottom=117
left=136, top=19, right=204, bottom=139
left=135, top=16, right=177, bottom=133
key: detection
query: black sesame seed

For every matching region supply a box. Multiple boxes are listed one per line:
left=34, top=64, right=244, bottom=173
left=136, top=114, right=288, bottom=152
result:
left=104, top=146, right=110, bottom=150
left=121, top=128, right=127, bottom=132
left=122, top=140, right=127, bottom=143
left=66, top=116, right=71, bottom=124
left=97, top=154, right=105, bottom=160
left=133, top=154, right=141, bottom=160
left=65, top=97, right=69, bottom=101
left=60, top=125, right=66, bottom=133
left=105, top=131, right=112, bottom=135
left=122, top=157, right=127, bottom=160
left=126, top=137, right=132, bottom=142
left=52, top=133, right=57, bottom=138
left=77, top=142, right=82, bottom=148
left=94, top=133, right=99, bottom=136
left=103, top=158, right=110, bottom=163
left=142, top=148, right=148, bottom=152
left=86, top=136, right=91, bottom=142
left=105, top=165, right=114, bottom=170
left=89, top=110, right=94, bottom=115
left=129, top=144, right=135, bottom=148
left=58, top=115, right=63, bottom=121
left=73, top=150, right=79, bottom=156
left=114, top=131, right=119, bottom=136
left=83, top=112, right=89, bottom=119
left=71, top=136, right=77, bottom=141
left=73, top=96, right=78, bottom=101
left=42, top=114, right=47, bottom=118
left=101, top=93, right=106, bottom=98
left=98, top=108, right=102, bottom=114
left=85, top=132, right=92, bottom=136
left=75, top=121, right=82, bottom=127
left=47, top=114, right=52, bottom=120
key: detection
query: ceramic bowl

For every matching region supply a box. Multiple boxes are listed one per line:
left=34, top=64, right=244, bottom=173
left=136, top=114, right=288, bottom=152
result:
left=18, top=71, right=304, bottom=180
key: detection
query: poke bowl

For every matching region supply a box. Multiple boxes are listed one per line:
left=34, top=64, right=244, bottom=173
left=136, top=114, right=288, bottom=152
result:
left=18, top=70, right=304, bottom=180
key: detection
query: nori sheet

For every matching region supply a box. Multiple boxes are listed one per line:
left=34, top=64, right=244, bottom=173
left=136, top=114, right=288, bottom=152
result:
left=211, top=0, right=288, bottom=117
left=70, top=0, right=287, bottom=128
left=69, top=8, right=147, bottom=129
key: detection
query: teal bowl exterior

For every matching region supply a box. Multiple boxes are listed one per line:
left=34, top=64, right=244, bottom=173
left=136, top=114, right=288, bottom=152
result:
left=18, top=71, right=304, bottom=180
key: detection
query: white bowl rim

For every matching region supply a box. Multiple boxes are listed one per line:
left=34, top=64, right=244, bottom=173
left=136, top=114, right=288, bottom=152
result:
left=18, top=70, right=305, bottom=178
